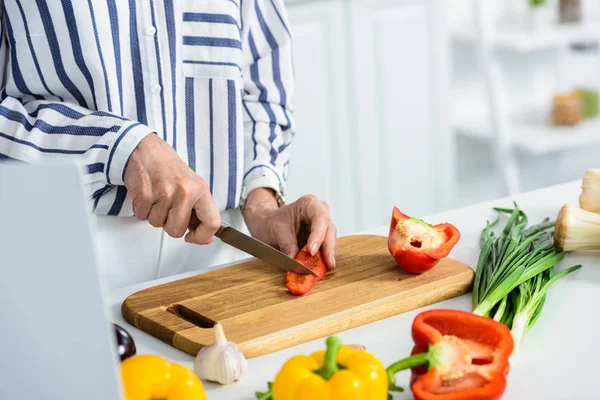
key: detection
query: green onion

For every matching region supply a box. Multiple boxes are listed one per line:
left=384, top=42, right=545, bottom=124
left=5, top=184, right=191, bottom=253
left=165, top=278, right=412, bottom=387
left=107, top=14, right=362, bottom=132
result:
left=510, top=264, right=581, bottom=353
left=492, top=295, right=508, bottom=322
left=472, top=204, right=582, bottom=352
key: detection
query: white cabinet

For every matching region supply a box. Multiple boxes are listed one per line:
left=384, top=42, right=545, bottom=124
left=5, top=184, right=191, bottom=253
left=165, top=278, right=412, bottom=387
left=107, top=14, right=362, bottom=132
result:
left=284, top=0, right=356, bottom=234
left=284, top=0, right=451, bottom=235
left=349, top=0, right=452, bottom=229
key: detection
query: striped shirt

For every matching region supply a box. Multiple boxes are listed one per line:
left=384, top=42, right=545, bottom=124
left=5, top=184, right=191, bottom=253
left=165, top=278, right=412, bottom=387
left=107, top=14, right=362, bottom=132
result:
left=0, top=0, right=295, bottom=216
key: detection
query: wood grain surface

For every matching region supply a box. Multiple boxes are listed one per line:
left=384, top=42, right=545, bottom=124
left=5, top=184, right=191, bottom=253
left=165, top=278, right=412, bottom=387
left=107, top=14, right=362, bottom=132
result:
left=122, top=235, right=474, bottom=358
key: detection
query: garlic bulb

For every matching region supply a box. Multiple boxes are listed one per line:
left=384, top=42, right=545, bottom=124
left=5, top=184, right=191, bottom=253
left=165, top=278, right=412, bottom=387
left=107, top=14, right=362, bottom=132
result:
left=194, top=323, right=247, bottom=385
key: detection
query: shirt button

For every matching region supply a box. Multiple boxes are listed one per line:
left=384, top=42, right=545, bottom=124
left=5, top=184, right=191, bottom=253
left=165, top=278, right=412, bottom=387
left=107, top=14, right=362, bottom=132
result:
left=151, top=85, right=161, bottom=93
left=145, top=26, right=156, bottom=36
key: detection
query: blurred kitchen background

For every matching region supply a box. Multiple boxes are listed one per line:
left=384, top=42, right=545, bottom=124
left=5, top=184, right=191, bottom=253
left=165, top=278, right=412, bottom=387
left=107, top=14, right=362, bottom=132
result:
left=281, top=0, right=600, bottom=235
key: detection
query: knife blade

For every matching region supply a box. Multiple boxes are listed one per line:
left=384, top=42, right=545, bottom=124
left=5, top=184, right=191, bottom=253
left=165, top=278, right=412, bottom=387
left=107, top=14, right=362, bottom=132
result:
left=189, top=212, right=318, bottom=276
left=215, top=223, right=318, bottom=276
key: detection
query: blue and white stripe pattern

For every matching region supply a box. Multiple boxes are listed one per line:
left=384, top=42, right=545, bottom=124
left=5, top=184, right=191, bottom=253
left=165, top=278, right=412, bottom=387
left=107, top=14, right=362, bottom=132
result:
left=0, top=0, right=294, bottom=216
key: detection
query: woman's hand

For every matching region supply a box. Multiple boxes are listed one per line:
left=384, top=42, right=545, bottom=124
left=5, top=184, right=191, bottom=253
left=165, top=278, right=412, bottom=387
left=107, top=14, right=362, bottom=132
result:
left=243, top=188, right=337, bottom=270
left=124, top=134, right=221, bottom=245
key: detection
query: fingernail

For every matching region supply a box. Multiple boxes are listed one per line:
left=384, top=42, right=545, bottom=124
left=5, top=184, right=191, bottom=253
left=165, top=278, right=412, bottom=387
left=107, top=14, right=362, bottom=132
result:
left=330, top=257, right=336, bottom=269
left=310, top=243, right=318, bottom=256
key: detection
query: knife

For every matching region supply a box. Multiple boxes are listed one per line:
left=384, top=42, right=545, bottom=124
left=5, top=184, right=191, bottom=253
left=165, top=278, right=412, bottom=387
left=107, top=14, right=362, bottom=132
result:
left=189, top=212, right=318, bottom=276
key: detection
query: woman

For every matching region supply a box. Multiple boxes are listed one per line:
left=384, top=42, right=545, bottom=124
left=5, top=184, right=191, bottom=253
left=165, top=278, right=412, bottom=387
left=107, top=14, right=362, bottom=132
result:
left=0, top=0, right=336, bottom=288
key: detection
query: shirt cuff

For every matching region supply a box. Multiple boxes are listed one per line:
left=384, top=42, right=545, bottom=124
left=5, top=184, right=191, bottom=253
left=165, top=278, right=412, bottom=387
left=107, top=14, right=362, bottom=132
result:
left=241, top=165, right=285, bottom=204
left=104, top=122, right=154, bottom=186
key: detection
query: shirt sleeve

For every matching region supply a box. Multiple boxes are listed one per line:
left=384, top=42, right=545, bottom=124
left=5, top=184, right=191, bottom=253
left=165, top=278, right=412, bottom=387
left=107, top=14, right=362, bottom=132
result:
left=240, top=0, right=295, bottom=199
left=0, top=14, right=153, bottom=216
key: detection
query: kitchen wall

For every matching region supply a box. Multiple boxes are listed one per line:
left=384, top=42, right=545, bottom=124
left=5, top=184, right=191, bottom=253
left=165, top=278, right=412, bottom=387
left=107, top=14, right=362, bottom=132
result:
left=281, top=0, right=453, bottom=235
left=280, top=0, right=600, bottom=234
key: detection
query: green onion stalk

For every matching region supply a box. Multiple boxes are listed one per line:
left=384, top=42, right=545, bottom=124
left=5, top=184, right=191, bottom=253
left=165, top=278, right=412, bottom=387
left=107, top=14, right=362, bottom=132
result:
left=472, top=203, right=582, bottom=353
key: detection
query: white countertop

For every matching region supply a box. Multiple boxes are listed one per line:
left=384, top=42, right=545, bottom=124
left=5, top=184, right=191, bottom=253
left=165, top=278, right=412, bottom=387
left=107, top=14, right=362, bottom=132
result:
left=108, top=180, right=598, bottom=399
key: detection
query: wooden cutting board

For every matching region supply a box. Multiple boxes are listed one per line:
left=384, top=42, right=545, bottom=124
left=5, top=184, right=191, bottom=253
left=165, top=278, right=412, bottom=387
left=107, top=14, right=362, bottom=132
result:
left=122, top=235, right=474, bottom=359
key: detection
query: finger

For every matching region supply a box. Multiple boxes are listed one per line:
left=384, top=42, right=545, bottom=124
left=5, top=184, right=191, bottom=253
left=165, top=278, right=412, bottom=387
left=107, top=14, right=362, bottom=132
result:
left=185, top=192, right=221, bottom=245
left=306, top=214, right=328, bottom=256
left=185, top=230, right=213, bottom=244
left=164, top=202, right=194, bottom=238
left=163, top=183, right=197, bottom=238
left=147, top=200, right=170, bottom=228
left=298, top=197, right=331, bottom=255
left=321, top=222, right=337, bottom=270
left=132, top=199, right=152, bottom=221
left=275, top=226, right=300, bottom=259
left=131, top=190, right=153, bottom=221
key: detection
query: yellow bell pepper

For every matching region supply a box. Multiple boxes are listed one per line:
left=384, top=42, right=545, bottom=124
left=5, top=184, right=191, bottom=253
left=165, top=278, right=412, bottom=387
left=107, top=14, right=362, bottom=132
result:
left=120, top=354, right=207, bottom=400
left=256, top=336, right=388, bottom=400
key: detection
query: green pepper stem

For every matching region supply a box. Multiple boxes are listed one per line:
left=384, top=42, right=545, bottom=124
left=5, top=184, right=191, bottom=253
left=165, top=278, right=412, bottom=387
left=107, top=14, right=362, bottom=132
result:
left=255, top=391, right=272, bottom=400
left=318, top=336, right=343, bottom=380
left=256, top=337, right=344, bottom=400
left=255, top=382, right=273, bottom=400
left=386, top=352, right=429, bottom=388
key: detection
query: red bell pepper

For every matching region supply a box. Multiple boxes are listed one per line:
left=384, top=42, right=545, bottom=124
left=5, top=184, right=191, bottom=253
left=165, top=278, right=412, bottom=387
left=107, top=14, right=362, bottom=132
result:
left=285, top=246, right=327, bottom=295
left=388, top=206, right=461, bottom=273
left=386, top=309, right=514, bottom=400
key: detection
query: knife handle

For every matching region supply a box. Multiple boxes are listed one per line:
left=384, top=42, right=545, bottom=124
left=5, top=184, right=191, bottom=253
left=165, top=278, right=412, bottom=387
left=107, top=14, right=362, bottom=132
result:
left=188, top=211, right=228, bottom=236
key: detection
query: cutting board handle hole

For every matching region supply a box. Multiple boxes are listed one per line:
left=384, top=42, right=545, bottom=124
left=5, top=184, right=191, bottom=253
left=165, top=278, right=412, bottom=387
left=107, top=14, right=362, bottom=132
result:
left=166, top=304, right=215, bottom=329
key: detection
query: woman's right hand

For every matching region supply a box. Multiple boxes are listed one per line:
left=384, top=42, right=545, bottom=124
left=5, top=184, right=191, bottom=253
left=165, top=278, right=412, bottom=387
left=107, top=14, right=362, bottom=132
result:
left=124, top=133, right=221, bottom=245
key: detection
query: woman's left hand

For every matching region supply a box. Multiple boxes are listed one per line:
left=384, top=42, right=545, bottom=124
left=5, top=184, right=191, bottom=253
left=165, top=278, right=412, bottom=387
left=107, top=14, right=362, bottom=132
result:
left=243, top=188, right=337, bottom=270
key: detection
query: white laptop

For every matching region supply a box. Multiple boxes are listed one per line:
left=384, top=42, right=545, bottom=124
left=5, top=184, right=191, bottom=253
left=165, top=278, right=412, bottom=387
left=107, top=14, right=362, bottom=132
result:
left=0, top=163, right=123, bottom=400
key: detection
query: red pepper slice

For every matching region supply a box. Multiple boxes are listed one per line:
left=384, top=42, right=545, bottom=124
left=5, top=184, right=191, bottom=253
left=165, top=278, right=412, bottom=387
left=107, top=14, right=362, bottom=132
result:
left=285, top=246, right=327, bottom=295
left=388, top=206, right=461, bottom=273
left=386, top=309, right=514, bottom=400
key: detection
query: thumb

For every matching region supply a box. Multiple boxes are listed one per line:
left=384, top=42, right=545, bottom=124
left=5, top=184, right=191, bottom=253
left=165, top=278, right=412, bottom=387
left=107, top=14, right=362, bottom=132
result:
left=276, top=227, right=300, bottom=259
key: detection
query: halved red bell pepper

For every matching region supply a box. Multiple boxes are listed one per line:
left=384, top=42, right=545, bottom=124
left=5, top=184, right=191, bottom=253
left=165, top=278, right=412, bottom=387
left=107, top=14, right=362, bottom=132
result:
left=386, top=309, right=514, bottom=400
left=388, top=206, right=461, bottom=273
left=285, top=246, right=327, bottom=295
